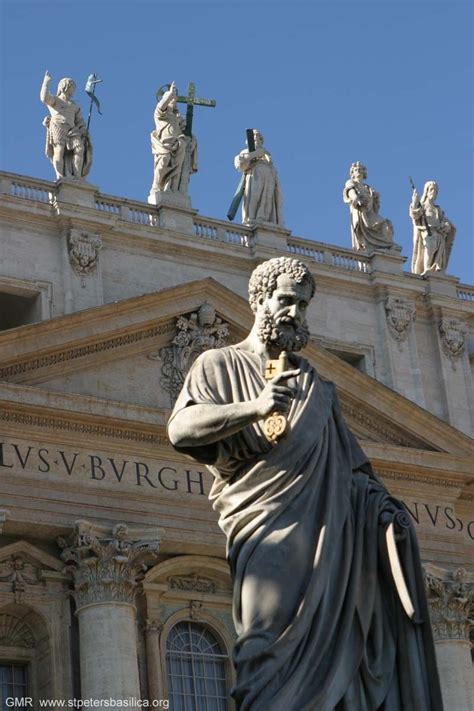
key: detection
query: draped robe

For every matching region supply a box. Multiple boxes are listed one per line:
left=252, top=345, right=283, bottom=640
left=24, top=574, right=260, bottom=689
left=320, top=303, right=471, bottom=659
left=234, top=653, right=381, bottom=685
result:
left=235, top=149, right=284, bottom=225
left=343, top=180, right=393, bottom=251
left=169, top=346, right=443, bottom=711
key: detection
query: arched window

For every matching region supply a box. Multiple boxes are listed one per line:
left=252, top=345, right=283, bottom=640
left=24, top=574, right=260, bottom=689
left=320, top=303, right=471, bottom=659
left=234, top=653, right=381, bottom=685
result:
left=166, top=620, right=228, bottom=710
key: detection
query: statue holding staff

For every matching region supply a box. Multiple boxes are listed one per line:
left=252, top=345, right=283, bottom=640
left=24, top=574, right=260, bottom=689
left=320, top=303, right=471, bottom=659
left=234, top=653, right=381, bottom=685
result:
left=40, top=70, right=93, bottom=180
left=168, top=256, right=442, bottom=710
left=410, top=180, right=456, bottom=275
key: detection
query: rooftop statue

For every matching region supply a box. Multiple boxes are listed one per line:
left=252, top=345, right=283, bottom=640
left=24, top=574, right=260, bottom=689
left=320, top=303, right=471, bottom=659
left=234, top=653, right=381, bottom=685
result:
left=231, top=129, right=284, bottom=226
left=410, top=180, right=456, bottom=276
left=343, top=162, right=394, bottom=251
left=149, top=82, right=188, bottom=198
left=148, top=81, right=215, bottom=204
left=168, top=256, right=443, bottom=710
left=40, top=71, right=93, bottom=180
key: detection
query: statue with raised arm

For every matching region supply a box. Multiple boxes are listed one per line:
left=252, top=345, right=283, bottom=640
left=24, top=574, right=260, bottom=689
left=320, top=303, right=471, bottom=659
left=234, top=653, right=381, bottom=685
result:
left=343, top=162, right=394, bottom=251
left=410, top=181, right=456, bottom=275
left=168, top=256, right=443, bottom=711
left=40, top=71, right=92, bottom=180
left=148, top=81, right=187, bottom=200
left=234, top=129, right=284, bottom=226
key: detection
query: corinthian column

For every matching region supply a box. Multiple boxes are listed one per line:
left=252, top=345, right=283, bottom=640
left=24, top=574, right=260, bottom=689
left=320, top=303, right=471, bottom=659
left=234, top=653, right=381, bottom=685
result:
left=58, top=520, right=162, bottom=701
left=424, top=565, right=473, bottom=710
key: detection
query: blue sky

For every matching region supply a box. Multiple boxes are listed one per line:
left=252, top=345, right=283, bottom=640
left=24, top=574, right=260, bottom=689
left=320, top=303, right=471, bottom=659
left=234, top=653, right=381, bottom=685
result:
left=1, top=0, right=472, bottom=284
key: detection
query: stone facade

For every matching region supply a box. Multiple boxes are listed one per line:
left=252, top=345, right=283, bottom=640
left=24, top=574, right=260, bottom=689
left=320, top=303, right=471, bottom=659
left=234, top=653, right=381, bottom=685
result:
left=0, top=171, right=472, bottom=707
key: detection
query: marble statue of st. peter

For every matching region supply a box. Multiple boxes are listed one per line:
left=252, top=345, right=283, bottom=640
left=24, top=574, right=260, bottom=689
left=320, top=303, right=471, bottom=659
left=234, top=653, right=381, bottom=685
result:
left=168, top=257, right=442, bottom=711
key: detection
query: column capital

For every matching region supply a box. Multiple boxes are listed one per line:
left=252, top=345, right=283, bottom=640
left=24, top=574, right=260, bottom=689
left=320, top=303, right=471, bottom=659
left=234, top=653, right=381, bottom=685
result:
left=57, top=520, right=162, bottom=610
left=424, top=565, right=474, bottom=642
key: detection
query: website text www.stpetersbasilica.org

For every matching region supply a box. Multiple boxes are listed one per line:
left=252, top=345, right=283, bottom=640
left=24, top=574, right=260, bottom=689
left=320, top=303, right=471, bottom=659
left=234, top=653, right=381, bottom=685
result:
left=5, top=699, right=169, bottom=709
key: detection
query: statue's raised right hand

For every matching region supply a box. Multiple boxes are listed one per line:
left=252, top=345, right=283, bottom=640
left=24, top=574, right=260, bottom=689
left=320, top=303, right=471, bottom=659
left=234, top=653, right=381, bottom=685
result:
left=254, top=369, right=300, bottom=418
left=44, top=70, right=52, bottom=81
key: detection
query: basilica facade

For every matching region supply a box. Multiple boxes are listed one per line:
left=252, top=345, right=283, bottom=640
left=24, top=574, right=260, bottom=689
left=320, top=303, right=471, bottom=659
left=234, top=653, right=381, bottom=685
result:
left=0, top=172, right=472, bottom=709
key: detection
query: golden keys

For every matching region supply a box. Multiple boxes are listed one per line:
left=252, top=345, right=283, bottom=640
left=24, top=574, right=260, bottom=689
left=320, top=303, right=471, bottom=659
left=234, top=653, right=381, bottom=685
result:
left=263, top=351, right=289, bottom=444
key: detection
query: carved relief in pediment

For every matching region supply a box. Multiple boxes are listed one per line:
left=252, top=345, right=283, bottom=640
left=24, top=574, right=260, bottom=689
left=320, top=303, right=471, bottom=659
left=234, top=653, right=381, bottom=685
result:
left=148, top=302, right=231, bottom=405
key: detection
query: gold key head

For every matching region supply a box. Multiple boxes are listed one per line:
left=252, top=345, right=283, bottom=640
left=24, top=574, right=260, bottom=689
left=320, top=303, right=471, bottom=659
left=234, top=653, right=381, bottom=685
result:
left=264, top=351, right=288, bottom=380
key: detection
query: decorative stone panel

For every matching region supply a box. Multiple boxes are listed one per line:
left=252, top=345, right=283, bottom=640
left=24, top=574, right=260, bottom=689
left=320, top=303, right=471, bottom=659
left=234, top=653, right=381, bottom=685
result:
left=0, top=555, right=42, bottom=603
left=68, top=229, right=102, bottom=283
left=0, top=614, right=35, bottom=648
left=385, top=296, right=416, bottom=346
left=439, top=318, right=468, bottom=367
left=168, top=573, right=217, bottom=594
left=149, top=302, right=230, bottom=405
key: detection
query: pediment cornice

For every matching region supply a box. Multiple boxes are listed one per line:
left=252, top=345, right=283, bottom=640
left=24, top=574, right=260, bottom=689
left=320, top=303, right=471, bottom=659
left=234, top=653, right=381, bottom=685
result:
left=0, top=278, right=472, bottom=457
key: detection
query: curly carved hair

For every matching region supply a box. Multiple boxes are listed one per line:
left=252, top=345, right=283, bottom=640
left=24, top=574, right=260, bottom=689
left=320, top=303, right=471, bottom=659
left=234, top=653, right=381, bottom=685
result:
left=248, top=257, right=315, bottom=313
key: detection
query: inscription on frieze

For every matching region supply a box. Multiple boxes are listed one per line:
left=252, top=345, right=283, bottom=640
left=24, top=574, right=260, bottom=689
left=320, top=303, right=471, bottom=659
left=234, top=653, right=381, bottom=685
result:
left=1, top=439, right=473, bottom=539
left=0, top=439, right=210, bottom=496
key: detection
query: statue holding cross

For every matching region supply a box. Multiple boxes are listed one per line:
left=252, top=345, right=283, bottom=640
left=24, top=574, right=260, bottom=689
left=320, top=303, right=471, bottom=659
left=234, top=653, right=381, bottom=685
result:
left=148, top=81, right=216, bottom=204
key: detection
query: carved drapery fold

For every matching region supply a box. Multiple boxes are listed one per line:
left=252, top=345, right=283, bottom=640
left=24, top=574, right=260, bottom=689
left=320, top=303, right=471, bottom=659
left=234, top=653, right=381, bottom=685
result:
left=57, top=520, right=161, bottom=610
left=424, top=567, right=473, bottom=642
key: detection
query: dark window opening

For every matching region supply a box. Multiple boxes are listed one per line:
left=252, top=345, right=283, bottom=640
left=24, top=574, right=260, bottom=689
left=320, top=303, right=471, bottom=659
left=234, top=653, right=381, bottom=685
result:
left=0, top=664, right=28, bottom=709
left=328, top=348, right=367, bottom=373
left=0, top=292, right=41, bottom=332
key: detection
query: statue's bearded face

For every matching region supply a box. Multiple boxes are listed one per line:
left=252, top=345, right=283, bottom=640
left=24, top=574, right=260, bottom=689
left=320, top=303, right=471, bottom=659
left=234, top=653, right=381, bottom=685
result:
left=256, top=274, right=311, bottom=351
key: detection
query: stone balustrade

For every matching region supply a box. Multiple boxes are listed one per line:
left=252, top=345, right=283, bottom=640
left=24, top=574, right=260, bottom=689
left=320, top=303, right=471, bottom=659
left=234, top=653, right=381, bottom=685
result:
left=288, top=237, right=370, bottom=273
left=0, top=171, right=470, bottom=292
left=1, top=173, right=56, bottom=204
left=456, top=285, right=474, bottom=302
left=193, top=216, right=252, bottom=248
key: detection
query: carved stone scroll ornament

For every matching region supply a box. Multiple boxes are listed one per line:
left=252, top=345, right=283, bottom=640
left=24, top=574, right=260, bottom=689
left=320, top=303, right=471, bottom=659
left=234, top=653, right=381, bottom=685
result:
left=385, top=296, right=416, bottom=348
left=57, top=520, right=161, bottom=610
left=0, top=555, right=42, bottom=603
left=424, top=567, right=473, bottom=642
left=149, top=302, right=230, bottom=405
left=68, top=229, right=102, bottom=286
left=168, top=573, right=216, bottom=594
left=439, top=317, right=467, bottom=368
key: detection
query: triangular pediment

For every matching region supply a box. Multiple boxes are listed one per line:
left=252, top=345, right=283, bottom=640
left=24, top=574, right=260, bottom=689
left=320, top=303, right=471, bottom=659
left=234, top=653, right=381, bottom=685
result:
left=0, top=279, right=472, bottom=457
left=0, top=541, right=63, bottom=573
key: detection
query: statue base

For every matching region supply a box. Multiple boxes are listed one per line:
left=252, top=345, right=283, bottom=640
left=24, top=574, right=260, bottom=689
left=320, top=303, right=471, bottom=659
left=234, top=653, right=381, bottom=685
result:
left=369, top=246, right=406, bottom=275
left=147, top=190, right=196, bottom=235
left=252, top=221, right=291, bottom=256
left=55, top=178, right=98, bottom=209
left=147, top=190, right=191, bottom=210
left=423, top=271, right=459, bottom=298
